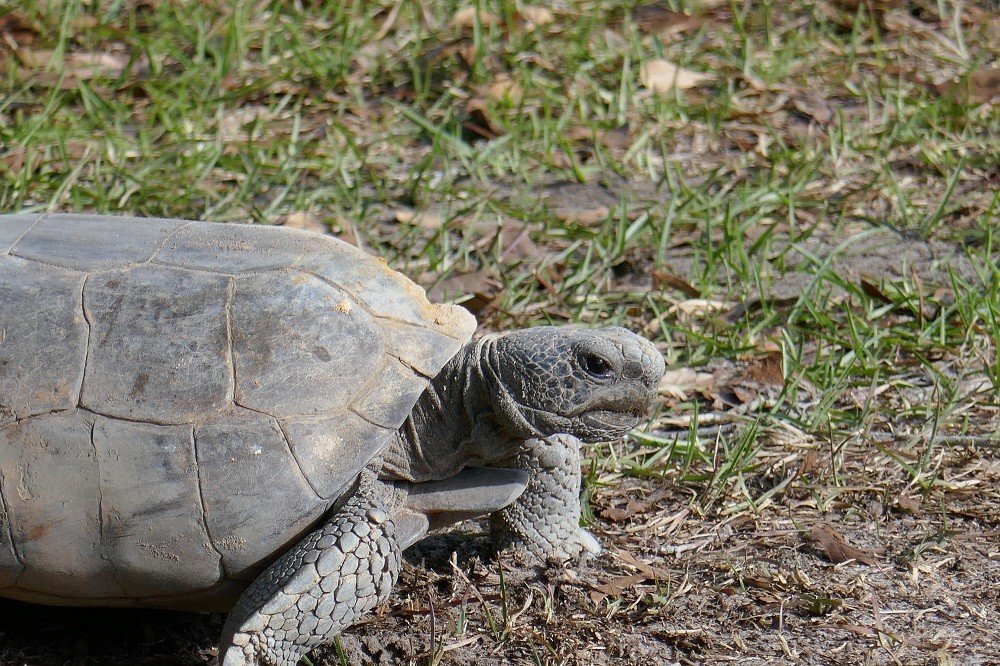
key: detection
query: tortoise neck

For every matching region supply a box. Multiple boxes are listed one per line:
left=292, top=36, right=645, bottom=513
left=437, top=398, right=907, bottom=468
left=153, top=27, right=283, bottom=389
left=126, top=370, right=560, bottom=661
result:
left=381, top=338, right=499, bottom=482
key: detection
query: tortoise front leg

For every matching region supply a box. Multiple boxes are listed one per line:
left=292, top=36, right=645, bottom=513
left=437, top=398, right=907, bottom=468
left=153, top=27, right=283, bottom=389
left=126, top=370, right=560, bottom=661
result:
left=490, top=434, right=601, bottom=560
left=220, top=470, right=399, bottom=666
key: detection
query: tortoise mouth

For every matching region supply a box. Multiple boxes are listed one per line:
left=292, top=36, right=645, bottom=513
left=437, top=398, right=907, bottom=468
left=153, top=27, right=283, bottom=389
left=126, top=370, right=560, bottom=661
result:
left=569, top=383, right=654, bottom=419
left=580, top=408, right=642, bottom=429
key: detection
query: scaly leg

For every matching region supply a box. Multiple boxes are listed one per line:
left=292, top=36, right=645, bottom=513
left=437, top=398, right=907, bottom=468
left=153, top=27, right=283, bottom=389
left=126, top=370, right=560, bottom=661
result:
left=220, top=471, right=398, bottom=666
left=490, top=434, right=600, bottom=560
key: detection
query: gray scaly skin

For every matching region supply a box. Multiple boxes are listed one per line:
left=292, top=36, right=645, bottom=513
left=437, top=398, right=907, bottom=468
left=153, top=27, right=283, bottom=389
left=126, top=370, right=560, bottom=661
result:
left=489, top=434, right=599, bottom=560
left=383, top=326, right=664, bottom=558
left=221, top=326, right=663, bottom=665
left=221, top=471, right=398, bottom=665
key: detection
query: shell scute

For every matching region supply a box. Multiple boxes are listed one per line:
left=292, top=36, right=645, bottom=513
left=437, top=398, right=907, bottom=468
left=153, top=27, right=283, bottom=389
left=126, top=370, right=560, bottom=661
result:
left=231, top=272, right=384, bottom=417
left=0, top=213, right=41, bottom=254
left=280, top=411, right=392, bottom=500
left=155, top=222, right=312, bottom=274
left=195, top=410, right=325, bottom=581
left=0, top=255, right=87, bottom=422
left=93, top=416, right=220, bottom=595
left=12, top=214, right=179, bottom=271
left=82, top=265, right=231, bottom=423
left=0, top=410, right=120, bottom=597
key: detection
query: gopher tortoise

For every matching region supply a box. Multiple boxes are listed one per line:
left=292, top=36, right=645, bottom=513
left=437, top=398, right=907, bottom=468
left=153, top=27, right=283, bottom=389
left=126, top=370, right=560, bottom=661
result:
left=0, top=213, right=664, bottom=665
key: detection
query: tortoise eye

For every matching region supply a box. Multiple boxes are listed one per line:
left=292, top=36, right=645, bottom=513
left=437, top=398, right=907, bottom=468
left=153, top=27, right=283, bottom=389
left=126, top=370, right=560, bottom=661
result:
left=581, top=353, right=614, bottom=378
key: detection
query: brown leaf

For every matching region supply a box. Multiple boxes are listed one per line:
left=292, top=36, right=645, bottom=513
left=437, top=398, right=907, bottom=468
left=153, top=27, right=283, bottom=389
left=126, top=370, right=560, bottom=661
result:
left=450, top=7, right=499, bottom=29
left=496, top=222, right=544, bottom=261
left=658, top=368, right=715, bottom=401
left=640, top=59, right=713, bottom=92
left=942, top=68, right=1000, bottom=106
left=792, top=97, right=835, bottom=124
left=20, top=50, right=135, bottom=78
left=743, top=351, right=783, bottom=387
left=0, top=147, right=26, bottom=173
left=462, top=98, right=503, bottom=141
left=394, top=208, right=445, bottom=230
left=565, top=125, right=631, bottom=150
left=893, top=495, right=923, bottom=515
left=427, top=270, right=502, bottom=317
left=554, top=204, right=609, bottom=225
left=483, top=76, right=522, bottom=103
left=335, top=217, right=363, bottom=248
left=0, top=11, right=40, bottom=49
left=630, top=4, right=704, bottom=35
left=808, top=525, right=876, bottom=565
left=599, top=500, right=650, bottom=521
left=652, top=269, right=700, bottom=297
left=590, top=574, right=649, bottom=604
left=517, top=6, right=554, bottom=29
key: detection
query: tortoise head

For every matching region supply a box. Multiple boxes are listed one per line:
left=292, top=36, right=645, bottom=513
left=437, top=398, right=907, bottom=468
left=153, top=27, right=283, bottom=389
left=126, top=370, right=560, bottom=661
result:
left=481, top=326, right=665, bottom=443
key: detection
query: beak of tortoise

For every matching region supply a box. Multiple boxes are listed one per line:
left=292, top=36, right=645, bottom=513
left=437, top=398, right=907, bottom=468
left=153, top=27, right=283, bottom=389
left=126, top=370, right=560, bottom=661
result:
left=390, top=467, right=529, bottom=550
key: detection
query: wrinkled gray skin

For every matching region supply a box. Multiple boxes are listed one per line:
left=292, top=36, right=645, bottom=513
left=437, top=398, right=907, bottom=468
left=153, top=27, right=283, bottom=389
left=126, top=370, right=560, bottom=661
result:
left=224, top=326, right=664, bottom=664
left=0, top=214, right=664, bottom=666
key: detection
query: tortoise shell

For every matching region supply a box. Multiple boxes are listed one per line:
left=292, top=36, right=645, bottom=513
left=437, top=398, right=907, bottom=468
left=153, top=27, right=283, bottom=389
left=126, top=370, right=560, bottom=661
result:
left=0, top=213, right=474, bottom=609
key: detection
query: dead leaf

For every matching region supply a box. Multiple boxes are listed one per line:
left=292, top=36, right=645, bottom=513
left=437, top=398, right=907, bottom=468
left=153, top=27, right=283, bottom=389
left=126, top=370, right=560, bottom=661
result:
left=450, top=7, right=499, bottom=29
left=484, top=76, right=522, bottom=103
left=668, top=298, right=730, bottom=315
left=462, top=98, right=503, bottom=140
left=517, top=6, right=554, bottom=29
left=640, top=59, right=713, bottom=92
left=20, top=50, right=137, bottom=78
left=565, top=125, right=631, bottom=150
left=554, top=204, right=609, bottom=225
left=630, top=4, right=704, bottom=35
left=893, top=495, right=923, bottom=515
left=0, top=11, right=40, bottom=49
left=394, top=208, right=445, bottom=230
left=942, top=68, right=1000, bottom=106
left=658, top=368, right=715, bottom=401
left=808, top=525, right=876, bottom=565
left=280, top=211, right=327, bottom=234
left=427, top=270, right=502, bottom=317
left=495, top=222, right=544, bottom=261
left=591, top=550, right=673, bottom=603
left=792, top=97, right=835, bottom=124
left=335, top=217, right=363, bottom=248
left=600, top=500, right=649, bottom=521
left=0, top=147, right=26, bottom=173
left=743, top=351, right=783, bottom=387
left=652, top=269, right=700, bottom=297
left=590, top=574, right=649, bottom=604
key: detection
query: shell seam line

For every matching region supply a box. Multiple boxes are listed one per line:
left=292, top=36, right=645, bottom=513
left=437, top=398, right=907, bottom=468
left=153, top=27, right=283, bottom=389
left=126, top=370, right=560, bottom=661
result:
left=7, top=252, right=91, bottom=272
left=224, top=277, right=237, bottom=405
left=91, top=420, right=126, bottom=596
left=77, top=275, right=92, bottom=408
left=347, top=405, right=396, bottom=433
left=300, top=268, right=467, bottom=342
left=191, top=427, right=227, bottom=577
left=4, top=212, right=48, bottom=257
left=77, top=406, right=195, bottom=428
left=144, top=221, right=194, bottom=265
left=275, top=420, right=324, bottom=501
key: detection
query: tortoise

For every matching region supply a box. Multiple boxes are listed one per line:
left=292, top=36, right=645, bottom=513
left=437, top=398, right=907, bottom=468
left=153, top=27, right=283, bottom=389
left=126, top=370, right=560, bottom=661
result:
left=0, top=212, right=665, bottom=665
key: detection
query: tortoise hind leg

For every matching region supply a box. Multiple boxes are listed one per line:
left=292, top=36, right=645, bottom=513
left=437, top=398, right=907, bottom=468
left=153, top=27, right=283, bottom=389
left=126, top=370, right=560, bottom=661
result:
left=220, top=471, right=398, bottom=666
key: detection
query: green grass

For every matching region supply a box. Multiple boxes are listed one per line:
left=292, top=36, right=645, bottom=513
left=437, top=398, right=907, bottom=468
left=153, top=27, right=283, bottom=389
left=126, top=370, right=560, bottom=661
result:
left=2, top=0, right=998, bottom=514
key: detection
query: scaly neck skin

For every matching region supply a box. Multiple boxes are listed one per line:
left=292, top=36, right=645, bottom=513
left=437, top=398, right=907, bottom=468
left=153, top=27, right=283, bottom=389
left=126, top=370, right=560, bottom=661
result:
left=381, top=336, right=524, bottom=482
